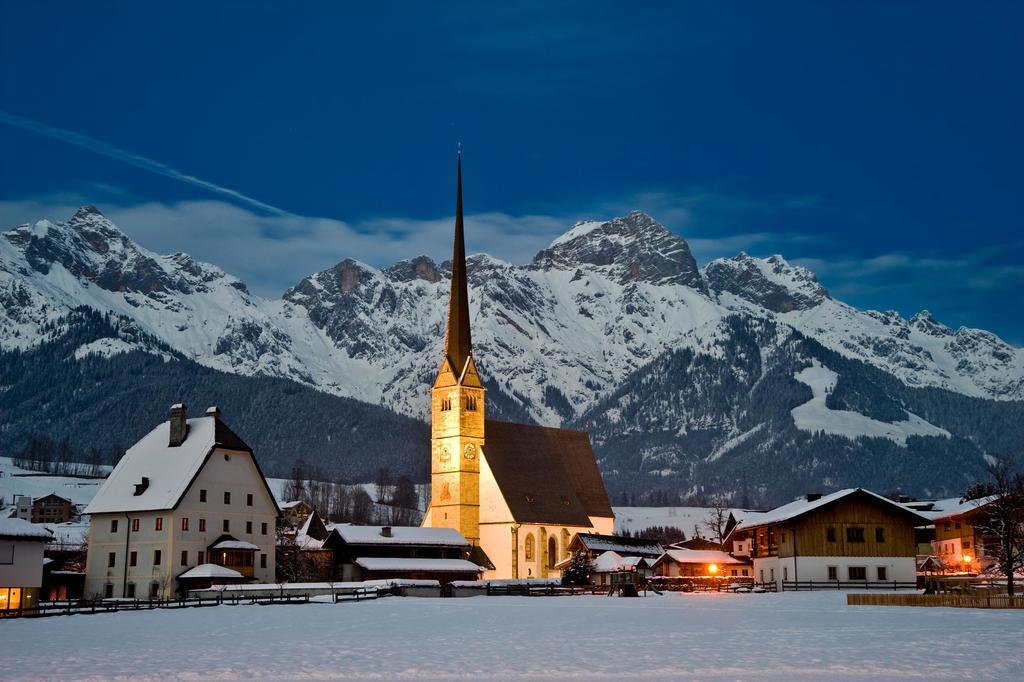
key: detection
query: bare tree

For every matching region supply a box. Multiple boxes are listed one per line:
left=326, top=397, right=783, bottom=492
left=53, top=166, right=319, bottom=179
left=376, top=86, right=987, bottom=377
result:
left=374, top=466, right=393, bottom=504
left=351, top=488, right=375, bottom=525
left=282, top=459, right=308, bottom=503
left=703, top=494, right=731, bottom=546
left=965, top=458, right=1024, bottom=596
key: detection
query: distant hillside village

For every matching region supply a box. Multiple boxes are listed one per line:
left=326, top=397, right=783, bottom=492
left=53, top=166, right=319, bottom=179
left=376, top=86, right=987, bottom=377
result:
left=3, top=155, right=1023, bottom=616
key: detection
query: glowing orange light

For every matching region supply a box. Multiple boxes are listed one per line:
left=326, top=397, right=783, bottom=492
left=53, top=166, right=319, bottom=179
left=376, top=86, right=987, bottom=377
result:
left=963, top=555, right=972, bottom=564
left=708, top=563, right=718, bottom=575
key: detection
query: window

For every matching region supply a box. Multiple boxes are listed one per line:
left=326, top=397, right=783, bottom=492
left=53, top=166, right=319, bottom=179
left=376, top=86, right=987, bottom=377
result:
left=131, top=518, right=140, bottom=532
left=153, top=550, right=162, bottom=566
left=247, top=493, right=253, bottom=507
left=875, top=527, right=886, bottom=543
left=826, top=527, right=836, bottom=542
left=525, top=533, right=535, bottom=562
left=955, top=521, right=961, bottom=530
left=110, top=519, right=118, bottom=533
left=828, top=566, right=838, bottom=580
left=223, top=519, right=230, bottom=532
left=199, top=518, right=206, bottom=532
left=129, top=551, right=137, bottom=567
left=260, top=553, right=267, bottom=569
left=200, top=489, right=207, bottom=502
left=149, top=583, right=159, bottom=599
left=742, top=569, right=749, bottom=577
left=198, top=551, right=205, bottom=564
left=464, top=395, right=477, bottom=411
left=108, top=552, right=116, bottom=568
left=126, top=583, right=135, bottom=598
left=943, top=522, right=951, bottom=532
left=224, top=491, right=231, bottom=505
left=441, top=398, right=451, bottom=411
left=181, top=550, right=188, bottom=566
left=847, top=527, right=865, bottom=543
left=548, top=536, right=557, bottom=570
left=877, top=566, right=888, bottom=581
left=848, top=566, right=867, bottom=581
left=261, top=522, right=268, bottom=535
left=246, top=521, right=253, bottom=534
left=783, top=567, right=788, bottom=581
left=182, top=517, right=189, bottom=531
left=730, top=569, right=738, bottom=577
left=104, top=584, right=113, bottom=599
left=155, top=517, right=163, bottom=531
left=963, top=540, right=971, bottom=549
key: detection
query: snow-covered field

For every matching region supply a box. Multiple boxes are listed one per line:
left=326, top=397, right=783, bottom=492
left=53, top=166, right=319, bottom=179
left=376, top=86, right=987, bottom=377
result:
left=3, top=591, right=1021, bottom=680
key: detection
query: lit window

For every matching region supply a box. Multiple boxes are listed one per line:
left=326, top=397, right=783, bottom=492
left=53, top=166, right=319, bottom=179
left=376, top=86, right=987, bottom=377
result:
left=131, top=518, right=140, bottom=532
left=181, top=517, right=189, bottom=531
left=525, top=534, right=535, bottom=562
left=155, top=517, right=163, bottom=531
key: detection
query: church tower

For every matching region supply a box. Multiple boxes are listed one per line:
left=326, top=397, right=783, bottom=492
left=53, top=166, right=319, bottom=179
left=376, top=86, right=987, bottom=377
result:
left=429, top=148, right=485, bottom=544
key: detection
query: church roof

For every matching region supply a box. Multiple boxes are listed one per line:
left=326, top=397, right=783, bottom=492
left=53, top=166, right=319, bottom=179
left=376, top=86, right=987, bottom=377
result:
left=483, top=419, right=614, bottom=526
left=443, top=147, right=473, bottom=376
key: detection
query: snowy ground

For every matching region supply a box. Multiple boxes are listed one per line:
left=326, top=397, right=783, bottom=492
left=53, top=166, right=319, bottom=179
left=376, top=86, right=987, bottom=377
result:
left=4, top=591, right=1022, bottom=680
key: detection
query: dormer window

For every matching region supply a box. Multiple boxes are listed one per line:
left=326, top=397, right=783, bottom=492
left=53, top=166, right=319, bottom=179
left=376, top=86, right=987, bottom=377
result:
left=133, top=477, right=150, bottom=496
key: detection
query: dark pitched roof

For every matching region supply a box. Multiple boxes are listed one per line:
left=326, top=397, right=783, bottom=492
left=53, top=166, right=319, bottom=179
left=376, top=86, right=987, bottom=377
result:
left=572, top=533, right=664, bottom=557
left=483, top=419, right=614, bottom=526
left=443, top=148, right=472, bottom=375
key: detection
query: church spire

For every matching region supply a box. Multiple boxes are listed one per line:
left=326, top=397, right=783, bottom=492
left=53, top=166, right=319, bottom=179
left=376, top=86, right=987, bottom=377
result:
left=444, top=146, right=472, bottom=374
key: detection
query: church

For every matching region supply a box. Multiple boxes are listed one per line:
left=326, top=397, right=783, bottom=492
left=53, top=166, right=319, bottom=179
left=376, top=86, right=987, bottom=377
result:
left=421, top=151, right=615, bottom=579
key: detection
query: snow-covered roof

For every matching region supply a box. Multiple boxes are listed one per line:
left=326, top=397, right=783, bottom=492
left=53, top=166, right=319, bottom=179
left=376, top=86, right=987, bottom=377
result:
left=735, top=488, right=930, bottom=531
left=211, top=540, right=260, bottom=551
left=930, top=495, right=1000, bottom=522
left=179, top=564, right=244, bottom=580
left=280, top=500, right=307, bottom=510
left=354, top=557, right=482, bottom=573
left=574, top=533, right=663, bottom=557
left=336, top=526, right=469, bottom=547
left=84, top=413, right=274, bottom=515
left=0, top=517, right=53, bottom=541
left=657, top=549, right=749, bottom=566
left=591, top=550, right=625, bottom=572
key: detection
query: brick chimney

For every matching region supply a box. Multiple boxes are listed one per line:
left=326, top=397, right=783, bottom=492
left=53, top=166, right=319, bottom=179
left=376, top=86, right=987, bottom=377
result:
left=380, top=526, right=393, bottom=538
left=205, top=406, right=220, bottom=418
left=169, top=404, right=188, bottom=447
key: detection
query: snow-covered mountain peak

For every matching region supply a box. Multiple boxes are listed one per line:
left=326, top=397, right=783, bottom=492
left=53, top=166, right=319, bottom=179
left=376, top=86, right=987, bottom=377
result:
left=533, top=211, right=706, bottom=291
left=385, top=255, right=443, bottom=283
left=704, top=251, right=830, bottom=313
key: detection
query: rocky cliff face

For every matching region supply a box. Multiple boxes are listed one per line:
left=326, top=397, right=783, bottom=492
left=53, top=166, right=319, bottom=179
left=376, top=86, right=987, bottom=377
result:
left=2, top=206, right=1022, bottom=501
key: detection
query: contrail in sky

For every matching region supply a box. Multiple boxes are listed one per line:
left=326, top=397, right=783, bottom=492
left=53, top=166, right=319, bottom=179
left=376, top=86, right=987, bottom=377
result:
left=0, top=110, right=291, bottom=216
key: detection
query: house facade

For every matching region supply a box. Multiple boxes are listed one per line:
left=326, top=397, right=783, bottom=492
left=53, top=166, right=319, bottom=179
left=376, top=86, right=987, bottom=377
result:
left=422, top=151, right=615, bottom=579
left=653, top=548, right=752, bottom=578
left=83, top=405, right=280, bottom=599
left=1, top=518, right=52, bottom=613
left=728, top=489, right=930, bottom=588
left=930, top=495, right=1000, bottom=575
left=32, top=493, right=75, bottom=524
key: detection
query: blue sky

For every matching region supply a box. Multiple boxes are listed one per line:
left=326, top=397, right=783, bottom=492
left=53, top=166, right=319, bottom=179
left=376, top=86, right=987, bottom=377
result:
left=1, top=2, right=1021, bottom=343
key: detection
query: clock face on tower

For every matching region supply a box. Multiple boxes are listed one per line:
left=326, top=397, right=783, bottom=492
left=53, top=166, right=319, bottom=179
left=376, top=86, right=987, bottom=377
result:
left=463, top=444, right=476, bottom=460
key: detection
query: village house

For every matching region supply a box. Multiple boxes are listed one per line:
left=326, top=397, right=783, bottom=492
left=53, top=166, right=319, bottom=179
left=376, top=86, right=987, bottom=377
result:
left=83, top=405, right=280, bottom=599
left=279, top=500, right=313, bottom=530
left=31, top=493, right=76, bottom=524
left=422, top=151, right=615, bottom=580
left=565, top=532, right=664, bottom=563
left=727, top=489, right=931, bottom=589
left=929, top=495, right=1000, bottom=575
left=652, top=548, right=752, bottom=579
left=330, top=526, right=482, bottom=584
left=0, top=517, right=52, bottom=613
left=669, top=537, right=726, bottom=552
left=589, top=551, right=655, bottom=587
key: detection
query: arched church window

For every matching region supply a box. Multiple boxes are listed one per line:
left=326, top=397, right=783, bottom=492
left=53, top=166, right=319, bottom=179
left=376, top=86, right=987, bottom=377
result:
left=561, top=529, right=571, bottom=558
left=525, top=533, right=535, bottom=562
left=548, top=537, right=557, bottom=570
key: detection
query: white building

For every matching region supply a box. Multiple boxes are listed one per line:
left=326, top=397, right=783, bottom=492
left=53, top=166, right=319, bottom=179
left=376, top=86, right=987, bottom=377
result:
left=83, top=405, right=280, bottom=599
left=0, top=517, right=53, bottom=613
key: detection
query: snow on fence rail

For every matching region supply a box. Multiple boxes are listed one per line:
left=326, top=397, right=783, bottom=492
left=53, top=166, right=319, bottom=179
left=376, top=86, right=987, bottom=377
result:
left=848, top=593, right=1024, bottom=609
left=782, top=580, right=917, bottom=591
left=2, top=594, right=310, bottom=619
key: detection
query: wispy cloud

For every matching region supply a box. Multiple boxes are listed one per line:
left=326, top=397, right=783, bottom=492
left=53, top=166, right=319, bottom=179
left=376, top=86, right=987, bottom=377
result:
left=0, top=111, right=291, bottom=217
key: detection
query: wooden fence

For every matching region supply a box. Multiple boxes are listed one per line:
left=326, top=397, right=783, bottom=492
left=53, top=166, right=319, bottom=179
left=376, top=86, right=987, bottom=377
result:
left=781, top=580, right=917, bottom=592
left=848, top=593, right=1024, bottom=609
left=2, top=593, right=310, bottom=619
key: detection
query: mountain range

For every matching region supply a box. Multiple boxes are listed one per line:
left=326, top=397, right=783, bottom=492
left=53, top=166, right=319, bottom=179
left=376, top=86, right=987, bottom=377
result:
left=2, top=206, right=1021, bottom=505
